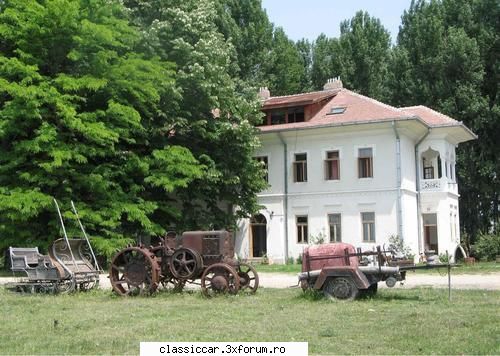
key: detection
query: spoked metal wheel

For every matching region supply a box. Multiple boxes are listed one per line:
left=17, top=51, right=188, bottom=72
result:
left=169, top=248, right=201, bottom=280
left=323, top=277, right=359, bottom=300
left=56, top=278, right=76, bottom=294
left=109, top=247, right=160, bottom=296
left=201, top=263, right=240, bottom=297
left=77, top=279, right=99, bottom=292
left=237, top=262, right=259, bottom=293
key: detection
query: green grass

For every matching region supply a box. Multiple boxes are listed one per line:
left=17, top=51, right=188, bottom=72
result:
left=0, top=287, right=498, bottom=355
left=254, top=261, right=500, bottom=275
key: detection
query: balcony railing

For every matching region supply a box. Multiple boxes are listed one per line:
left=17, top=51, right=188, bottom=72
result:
left=421, top=179, right=442, bottom=190
left=420, top=178, right=458, bottom=193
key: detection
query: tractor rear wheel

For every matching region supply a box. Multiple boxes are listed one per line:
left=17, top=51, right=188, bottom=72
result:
left=109, top=247, right=160, bottom=296
left=323, top=277, right=359, bottom=300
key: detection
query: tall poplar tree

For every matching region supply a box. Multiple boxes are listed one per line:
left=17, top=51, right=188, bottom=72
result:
left=389, top=0, right=499, bottom=239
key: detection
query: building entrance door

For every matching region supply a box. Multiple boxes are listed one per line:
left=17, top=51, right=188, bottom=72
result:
left=423, top=213, right=438, bottom=252
left=250, top=214, right=267, bottom=257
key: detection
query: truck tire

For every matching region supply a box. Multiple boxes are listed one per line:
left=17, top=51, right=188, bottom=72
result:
left=323, top=277, right=359, bottom=300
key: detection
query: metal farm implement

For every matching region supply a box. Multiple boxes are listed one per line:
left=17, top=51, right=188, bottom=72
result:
left=298, top=242, right=455, bottom=300
left=109, top=230, right=259, bottom=297
left=6, top=200, right=100, bottom=293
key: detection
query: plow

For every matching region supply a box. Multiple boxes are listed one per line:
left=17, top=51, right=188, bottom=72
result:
left=109, top=230, right=259, bottom=297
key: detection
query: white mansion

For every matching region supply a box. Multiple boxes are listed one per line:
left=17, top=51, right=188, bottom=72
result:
left=235, top=79, right=476, bottom=263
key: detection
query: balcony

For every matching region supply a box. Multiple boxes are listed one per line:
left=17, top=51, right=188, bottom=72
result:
left=420, top=178, right=458, bottom=194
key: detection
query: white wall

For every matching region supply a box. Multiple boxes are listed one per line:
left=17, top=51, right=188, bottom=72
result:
left=235, top=123, right=463, bottom=263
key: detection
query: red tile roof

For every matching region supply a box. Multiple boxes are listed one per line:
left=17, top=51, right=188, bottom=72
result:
left=399, top=105, right=459, bottom=126
left=259, top=89, right=413, bottom=132
left=262, top=89, right=339, bottom=109
left=257, top=89, right=475, bottom=134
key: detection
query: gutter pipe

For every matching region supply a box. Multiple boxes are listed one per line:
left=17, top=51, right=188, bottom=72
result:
left=277, top=132, right=289, bottom=262
left=392, top=121, right=404, bottom=240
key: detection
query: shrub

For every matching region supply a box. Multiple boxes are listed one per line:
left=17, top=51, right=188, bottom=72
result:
left=296, top=253, right=303, bottom=265
left=387, top=234, right=414, bottom=259
left=286, top=256, right=295, bottom=265
left=309, top=231, right=326, bottom=245
left=439, top=253, right=450, bottom=263
left=474, top=233, right=500, bottom=261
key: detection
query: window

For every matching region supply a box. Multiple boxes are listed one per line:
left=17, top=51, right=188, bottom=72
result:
left=328, top=214, right=341, bottom=242
left=270, top=110, right=286, bottom=125
left=361, top=212, right=375, bottom=242
left=254, top=156, right=268, bottom=182
left=424, top=166, right=434, bottom=179
left=325, top=151, right=340, bottom=180
left=328, top=106, right=347, bottom=115
left=287, top=107, right=305, bottom=123
left=293, top=153, right=307, bottom=182
left=358, top=148, right=373, bottom=178
left=296, top=215, right=308, bottom=243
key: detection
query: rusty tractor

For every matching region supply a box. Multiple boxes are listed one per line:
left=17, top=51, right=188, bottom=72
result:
left=298, top=242, right=453, bottom=300
left=109, top=230, right=259, bottom=297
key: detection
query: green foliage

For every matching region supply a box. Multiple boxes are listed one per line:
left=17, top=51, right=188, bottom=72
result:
left=264, top=27, right=306, bottom=96
left=1, top=288, right=499, bottom=354
left=474, top=234, right=500, bottom=261
left=310, top=12, right=391, bottom=100
left=388, top=234, right=414, bottom=259
left=309, top=231, right=327, bottom=245
left=123, top=0, right=266, bottom=231
left=336, top=11, right=391, bottom=100
left=389, top=0, right=499, bottom=240
left=0, top=0, right=208, bottom=254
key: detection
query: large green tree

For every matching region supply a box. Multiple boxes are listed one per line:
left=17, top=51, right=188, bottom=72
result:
left=310, top=34, right=339, bottom=90
left=122, top=0, right=266, bottom=230
left=0, top=0, right=205, bottom=254
left=214, top=0, right=274, bottom=86
left=389, top=0, right=499, bottom=239
left=0, top=0, right=266, bottom=255
left=264, top=27, right=307, bottom=96
left=309, top=12, right=391, bottom=100
left=336, top=11, right=392, bottom=100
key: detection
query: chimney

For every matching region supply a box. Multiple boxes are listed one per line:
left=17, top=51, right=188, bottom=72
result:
left=323, top=77, right=343, bottom=91
left=258, top=87, right=271, bottom=100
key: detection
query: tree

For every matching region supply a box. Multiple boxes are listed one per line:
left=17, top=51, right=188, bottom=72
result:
left=336, top=11, right=391, bottom=100
left=214, top=0, right=274, bottom=87
left=295, top=38, right=314, bottom=92
left=310, top=34, right=339, bottom=90
left=122, top=0, right=267, bottom=230
left=309, top=12, right=391, bottom=99
left=0, top=0, right=207, bottom=255
left=389, top=0, right=499, bottom=239
left=264, top=27, right=306, bottom=96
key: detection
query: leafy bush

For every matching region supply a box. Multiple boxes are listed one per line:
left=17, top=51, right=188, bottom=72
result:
left=439, top=253, right=450, bottom=263
left=474, top=234, right=500, bottom=261
left=296, top=253, right=303, bottom=265
left=387, top=235, right=414, bottom=259
left=309, top=231, right=327, bottom=245
left=286, top=256, right=295, bottom=265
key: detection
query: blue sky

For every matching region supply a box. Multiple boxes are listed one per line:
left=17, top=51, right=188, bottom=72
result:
left=261, top=0, right=413, bottom=43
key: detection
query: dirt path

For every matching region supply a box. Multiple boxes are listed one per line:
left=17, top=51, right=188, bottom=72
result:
left=1, top=272, right=499, bottom=291
left=255, top=272, right=500, bottom=290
